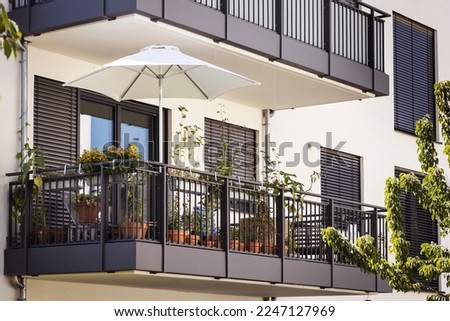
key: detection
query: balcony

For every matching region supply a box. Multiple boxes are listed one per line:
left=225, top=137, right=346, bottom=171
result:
left=8, top=0, right=389, bottom=98
left=5, top=162, right=390, bottom=297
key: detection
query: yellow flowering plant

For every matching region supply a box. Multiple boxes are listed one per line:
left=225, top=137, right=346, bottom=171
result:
left=103, top=144, right=142, bottom=173
left=77, top=148, right=107, bottom=173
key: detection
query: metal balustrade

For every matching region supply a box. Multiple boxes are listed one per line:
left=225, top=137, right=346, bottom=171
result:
left=8, top=161, right=388, bottom=266
left=11, top=1, right=387, bottom=71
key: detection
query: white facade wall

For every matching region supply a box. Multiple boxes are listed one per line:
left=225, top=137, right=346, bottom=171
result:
left=272, top=0, right=450, bottom=300
left=0, top=0, right=22, bottom=300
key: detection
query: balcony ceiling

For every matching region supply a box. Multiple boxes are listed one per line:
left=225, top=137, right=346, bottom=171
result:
left=27, top=14, right=373, bottom=111
left=31, top=271, right=363, bottom=298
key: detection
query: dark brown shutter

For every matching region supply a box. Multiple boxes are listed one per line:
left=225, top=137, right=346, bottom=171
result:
left=34, top=76, right=78, bottom=167
left=320, top=147, right=361, bottom=204
left=395, top=168, right=439, bottom=290
left=204, top=118, right=256, bottom=181
left=393, top=13, right=435, bottom=135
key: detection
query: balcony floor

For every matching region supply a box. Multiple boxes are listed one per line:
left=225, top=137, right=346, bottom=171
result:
left=26, top=270, right=364, bottom=299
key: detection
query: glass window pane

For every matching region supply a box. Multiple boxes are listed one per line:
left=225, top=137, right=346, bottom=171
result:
left=80, top=100, right=113, bottom=152
left=121, top=110, right=151, bottom=160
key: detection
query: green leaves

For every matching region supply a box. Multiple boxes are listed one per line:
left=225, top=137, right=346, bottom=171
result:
left=0, top=4, right=23, bottom=59
left=323, top=80, right=450, bottom=300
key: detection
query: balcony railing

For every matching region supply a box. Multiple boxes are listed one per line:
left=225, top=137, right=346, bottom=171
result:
left=193, top=0, right=388, bottom=71
left=9, top=0, right=388, bottom=73
left=7, top=162, right=387, bottom=266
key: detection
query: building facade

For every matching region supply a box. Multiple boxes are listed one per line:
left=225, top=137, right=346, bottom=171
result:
left=0, top=0, right=447, bottom=300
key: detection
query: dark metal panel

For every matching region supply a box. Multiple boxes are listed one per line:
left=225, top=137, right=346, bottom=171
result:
left=281, top=36, right=329, bottom=76
left=7, top=7, right=29, bottom=35
left=135, top=242, right=163, bottom=272
left=228, top=252, right=281, bottom=283
left=29, top=0, right=105, bottom=34
left=27, top=244, right=102, bottom=275
left=373, top=70, right=389, bottom=96
left=4, top=249, right=27, bottom=276
left=165, top=246, right=226, bottom=277
left=226, top=16, right=280, bottom=59
left=104, top=242, right=163, bottom=272
left=377, top=276, right=392, bottom=293
left=104, top=242, right=137, bottom=271
left=284, top=259, right=331, bottom=288
left=105, top=0, right=163, bottom=19
left=333, top=264, right=376, bottom=292
left=164, top=0, right=225, bottom=40
left=329, top=54, right=372, bottom=92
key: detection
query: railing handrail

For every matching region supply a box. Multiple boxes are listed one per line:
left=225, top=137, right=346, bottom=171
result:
left=7, top=160, right=387, bottom=214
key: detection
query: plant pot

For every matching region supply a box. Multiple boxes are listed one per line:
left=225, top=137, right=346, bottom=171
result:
left=246, top=241, right=261, bottom=253
left=185, top=234, right=200, bottom=245
left=230, top=239, right=244, bottom=251
left=52, top=227, right=69, bottom=243
left=167, top=229, right=186, bottom=243
left=120, top=221, right=148, bottom=239
left=262, top=241, right=276, bottom=255
left=31, top=225, right=49, bottom=245
left=77, top=203, right=99, bottom=224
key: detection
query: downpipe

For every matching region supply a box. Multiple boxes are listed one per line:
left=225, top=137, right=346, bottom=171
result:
left=12, top=276, right=26, bottom=301
left=20, top=41, right=28, bottom=158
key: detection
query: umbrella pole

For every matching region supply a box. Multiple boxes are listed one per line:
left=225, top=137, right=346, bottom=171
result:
left=158, top=75, right=163, bottom=164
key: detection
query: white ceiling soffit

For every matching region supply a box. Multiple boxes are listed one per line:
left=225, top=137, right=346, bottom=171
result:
left=27, top=14, right=373, bottom=110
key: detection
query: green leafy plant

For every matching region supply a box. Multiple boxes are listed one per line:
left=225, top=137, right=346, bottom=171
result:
left=171, top=105, right=204, bottom=168
left=0, top=4, right=23, bottom=59
left=323, top=80, right=450, bottom=301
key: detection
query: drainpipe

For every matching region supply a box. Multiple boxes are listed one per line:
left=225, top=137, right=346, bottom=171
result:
left=12, top=276, right=26, bottom=301
left=263, top=109, right=274, bottom=175
left=20, top=41, right=28, bottom=160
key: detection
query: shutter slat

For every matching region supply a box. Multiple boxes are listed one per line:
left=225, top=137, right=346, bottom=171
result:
left=34, top=76, right=78, bottom=168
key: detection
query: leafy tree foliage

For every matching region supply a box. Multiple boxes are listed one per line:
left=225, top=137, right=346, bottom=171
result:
left=322, top=81, right=450, bottom=301
left=0, top=3, right=22, bottom=58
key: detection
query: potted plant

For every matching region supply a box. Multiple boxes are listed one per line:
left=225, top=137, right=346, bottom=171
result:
left=77, top=147, right=107, bottom=174
left=103, top=144, right=141, bottom=176
left=76, top=193, right=100, bottom=224
left=167, top=191, right=188, bottom=243
left=229, top=225, right=243, bottom=251
left=119, top=173, right=148, bottom=239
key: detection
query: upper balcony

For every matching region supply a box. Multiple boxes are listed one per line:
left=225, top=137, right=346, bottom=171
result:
left=8, top=0, right=389, bottom=108
left=5, top=162, right=390, bottom=297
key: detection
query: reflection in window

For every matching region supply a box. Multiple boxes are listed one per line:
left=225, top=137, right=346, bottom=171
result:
left=80, top=100, right=113, bottom=151
left=121, top=110, right=151, bottom=161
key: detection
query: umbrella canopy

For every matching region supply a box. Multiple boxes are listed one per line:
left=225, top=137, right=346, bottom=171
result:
left=65, top=45, right=260, bottom=162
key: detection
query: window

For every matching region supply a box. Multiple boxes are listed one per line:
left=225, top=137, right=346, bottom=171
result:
left=320, top=148, right=361, bottom=204
left=204, top=118, right=257, bottom=181
left=80, top=94, right=158, bottom=161
left=393, top=13, right=436, bottom=135
left=34, top=76, right=159, bottom=165
left=395, top=168, right=439, bottom=290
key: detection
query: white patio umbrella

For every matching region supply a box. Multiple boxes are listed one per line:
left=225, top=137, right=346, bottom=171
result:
left=64, top=45, right=260, bottom=162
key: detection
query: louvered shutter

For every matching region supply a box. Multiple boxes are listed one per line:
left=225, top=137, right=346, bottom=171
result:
left=395, top=168, right=439, bottom=290
left=320, top=148, right=361, bottom=204
left=393, top=14, right=435, bottom=135
left=34, top=76, right=78, bottom=167
left=204, top=118, right=256, bottom=181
